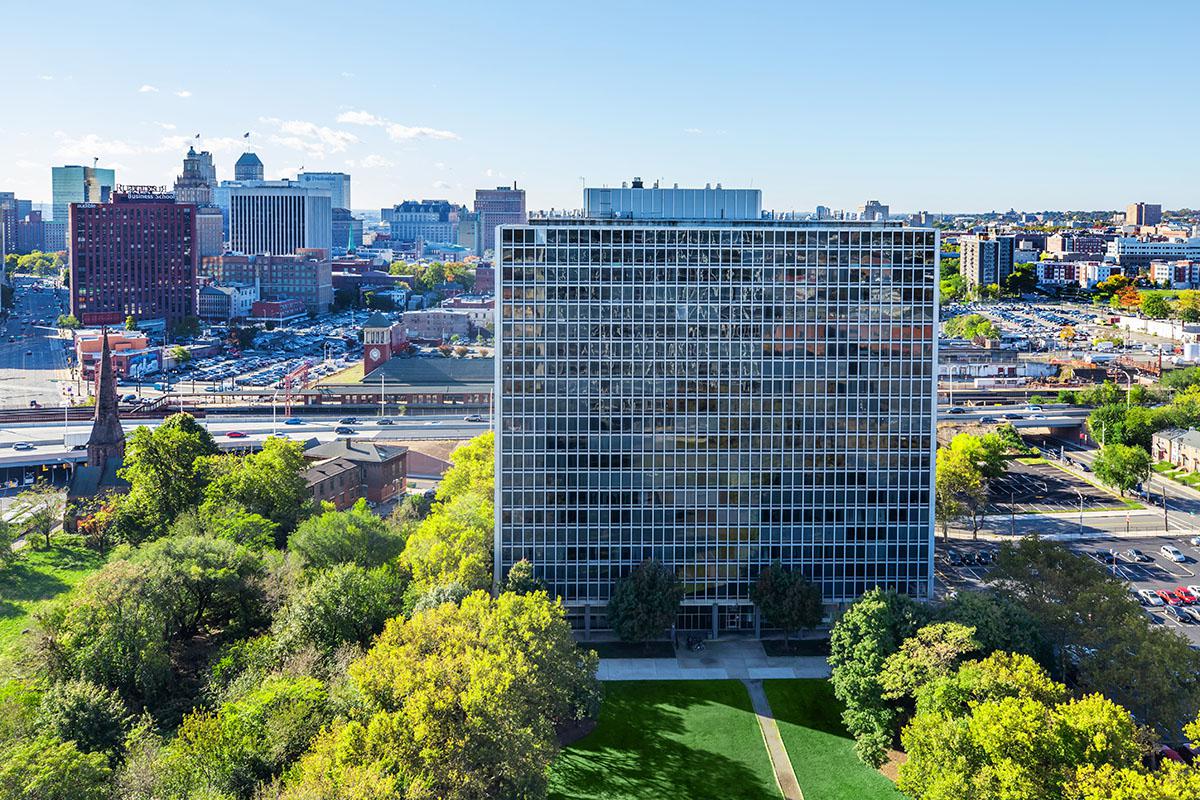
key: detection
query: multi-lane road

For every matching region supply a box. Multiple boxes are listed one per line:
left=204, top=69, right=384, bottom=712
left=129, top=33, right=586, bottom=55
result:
left=0, top=277, right=72, bottom=409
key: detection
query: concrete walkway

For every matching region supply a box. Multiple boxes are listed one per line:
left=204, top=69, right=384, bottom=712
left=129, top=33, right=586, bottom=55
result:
left=745, top=678, right=804, bottom=800
left=597, top=639, right=830, bottom=681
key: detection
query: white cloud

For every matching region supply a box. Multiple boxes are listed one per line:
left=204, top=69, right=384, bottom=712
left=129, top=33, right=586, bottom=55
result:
left=138, top=84, right=159, bottom=93
left=15, top=159, right=39, bottom=169
left=336, top=109, right=386, bottom=126
left=175, top=90, right=192, bottom=98
left=54, top=131, right=142, bottom=160
left=338, top=108, right=459, bottom=141
left=155, top=122, right=177, bottom=130
left=434, top=162, right=446, bottom=170
left=340, top=71, right=355, bottom=78
left=432, top=180, right=452, bottom=189
left=359, top=154, right=395, bottom=169
left=684, top=128, right=703, bottom=135
left=39, top=75, right=53, bottom=81
left=484, top=168, right=496, bottom=177
left=386, top=123, right=458, bottom=141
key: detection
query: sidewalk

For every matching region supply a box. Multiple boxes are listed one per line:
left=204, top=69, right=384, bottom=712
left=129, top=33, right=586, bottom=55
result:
left=597, top=639, right=830, bottom=681
left=745, top=679, right=804, bottom=800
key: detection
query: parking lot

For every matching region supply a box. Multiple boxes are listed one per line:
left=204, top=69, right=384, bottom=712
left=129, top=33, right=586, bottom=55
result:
left=936, top=534, right=1200, bottom=647
left=986, top=458, right=1119, bottom=515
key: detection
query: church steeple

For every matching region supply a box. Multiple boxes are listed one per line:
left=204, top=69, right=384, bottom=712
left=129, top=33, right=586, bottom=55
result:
left=86, top=328, right=125, bottom=469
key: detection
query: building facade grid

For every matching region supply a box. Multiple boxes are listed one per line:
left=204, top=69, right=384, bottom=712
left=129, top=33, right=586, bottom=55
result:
left=495, top=221, right=937, bottom=630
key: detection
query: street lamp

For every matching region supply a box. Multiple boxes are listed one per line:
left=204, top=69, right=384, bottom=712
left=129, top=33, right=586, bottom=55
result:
left=1073, top=488, right=1084, bottom=536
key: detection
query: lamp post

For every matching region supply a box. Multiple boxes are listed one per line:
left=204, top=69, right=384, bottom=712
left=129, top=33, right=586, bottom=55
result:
left=1073, top=488, right=1084, bottom=536
left=1009, top=489, right=1016, bottom=537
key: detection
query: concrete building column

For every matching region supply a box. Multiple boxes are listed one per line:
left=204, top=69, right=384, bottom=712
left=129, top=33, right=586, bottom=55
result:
left=711, top=603, right=719, bottom=639
left=754, top=606, right=761, bottom=638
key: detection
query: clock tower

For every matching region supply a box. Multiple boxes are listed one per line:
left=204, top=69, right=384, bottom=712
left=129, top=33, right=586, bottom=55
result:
left=363, top=312, right=402, bottom=374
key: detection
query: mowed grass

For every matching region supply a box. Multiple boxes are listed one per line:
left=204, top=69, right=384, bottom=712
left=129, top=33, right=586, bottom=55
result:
left=0, top=536, right=105, bottom=676
left=548, top=680, right=779, bottom=800
left=763, top=679, right=903, bottom=800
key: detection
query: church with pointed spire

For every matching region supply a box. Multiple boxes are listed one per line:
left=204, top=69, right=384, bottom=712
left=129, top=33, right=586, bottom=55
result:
left=66, top=329, right=129, bottom=527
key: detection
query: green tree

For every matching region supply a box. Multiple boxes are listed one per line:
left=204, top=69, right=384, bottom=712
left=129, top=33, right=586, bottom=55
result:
left=828, top=588, right=929, bottom=766
left=293, top=590, right=598, bottom=800
left=169, top=344, right=191, bottom=365
left=124, top=315, right=137, bottom=331
left=171, top=315, right=201, bottom=338
left=11, top=481, right=66, bottom=550
left=170, top=507, right=279, bottom=551
left=1070, top=762, right=1200, bottom=800
left=1001, top=261, right=1038, bottom=296
left=38, top=679, right=130, bottom=760
left=119, top=413, right=219, bottom=541
left=56, top=313, right=81, bottom=329
left=944, top=313, right=1000, bottom=339
left=288, top=498, right=404, bottom=571
left=274, top=564, right=405, bottom=656
left=606, top=559, right=684, bottom=644
left=749, top=561, right=823, bottom=645
left=1093, top=443, right=1151, bottom=496
left=200, top=437, right=313, bottom=536
left=880, top=622, right=980, bottom=704
left=0, top=519, right=19, bottom=570
left=0, top=736, right=111, bottom=800
left=940, top=591, right=1044, bottom=659
left=503, top=559, right=545, bottom=595
left=152, top=675, right=331, bottom=800
left=1140, top=292, right=1171, bottom=319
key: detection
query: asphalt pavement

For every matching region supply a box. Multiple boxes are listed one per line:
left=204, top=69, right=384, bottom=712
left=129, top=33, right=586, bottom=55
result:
left=0, top=277, right=72, bottom=409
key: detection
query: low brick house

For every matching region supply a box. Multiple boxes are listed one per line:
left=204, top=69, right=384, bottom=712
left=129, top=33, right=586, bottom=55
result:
left=303, top=439, right=408, bottom=507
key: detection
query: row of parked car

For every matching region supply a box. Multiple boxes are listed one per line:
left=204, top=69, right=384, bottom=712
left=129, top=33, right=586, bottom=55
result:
left=943, top=548, right=996, bottom=567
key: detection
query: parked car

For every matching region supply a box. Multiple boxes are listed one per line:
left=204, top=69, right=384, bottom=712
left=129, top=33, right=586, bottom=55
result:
left=947, top=549, right=963, bottom=566
left=1166, top=604, right=1190, bottom=623
left=1158, top=589, right=1182, bottom=606
left=1176, top=587, right=1198, bottom=605
left=1183, top=606, right=1200, bottom=623
left=977, top=549, right=995, bottom=565
left=1123, top=548, right=1150, bottom=563
left=1161, top=545, right=1187, bottom=563
left=1139, top=589, right=1165, bottom=607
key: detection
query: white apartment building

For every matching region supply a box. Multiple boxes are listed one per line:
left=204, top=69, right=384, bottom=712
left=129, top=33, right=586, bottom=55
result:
left=228, top=182, right=332, bottom=256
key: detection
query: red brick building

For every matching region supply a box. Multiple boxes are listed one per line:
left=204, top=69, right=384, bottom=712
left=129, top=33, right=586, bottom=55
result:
left=70, top=190, right=197, bottom=326
left=303, top=439, right=408, bottom=507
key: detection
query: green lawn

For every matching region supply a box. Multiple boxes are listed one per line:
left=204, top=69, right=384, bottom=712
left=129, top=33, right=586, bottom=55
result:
left=548, top=680, right=779, bottom=800
left=0, top=536, right=105, bottom=676
left=763, top=679, right=903, bottom=800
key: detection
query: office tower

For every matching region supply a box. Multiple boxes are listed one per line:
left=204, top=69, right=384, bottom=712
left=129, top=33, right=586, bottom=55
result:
left=457, top=210, right=481, bottom=256
left=69, top=189, right=197, bottom=326
left=331, top=208, right=363, bottom=255
left=474, top=183, right=526, bottom=255
left=1107, top=236, right=1200, bottom=271
left=298, top=172, right=351, bottom=212
left=859, top=200, right=889, bottom=221
left=495, top=183, right=937, bottom=633
left=228, top=182, right=332, bottom=256
left=814, top=205, right=832, bottom=220
left=200, top=250, right=332, bottom=315
left=960, top=234, right=1015, bottom=289
left=0, top=193, right=14, bottom=257
left=382, top=199, right=462, bottom=243
left=1126, top=202, right=1162, bottom=227
left=174, top=147, right=217, bottom=205
left=234, top=151, right=264, bottom=181
left=52, top=165, right=116, bottom=223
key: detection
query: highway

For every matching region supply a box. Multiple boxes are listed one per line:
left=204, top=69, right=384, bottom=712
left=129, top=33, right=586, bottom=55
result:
left=0, top=413, right=490, bottom=469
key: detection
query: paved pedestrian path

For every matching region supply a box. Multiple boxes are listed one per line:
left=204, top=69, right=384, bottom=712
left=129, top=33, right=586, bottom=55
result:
left=745, top=678, right=804, bottom=800
left=596, top=639, right=830, bottom=681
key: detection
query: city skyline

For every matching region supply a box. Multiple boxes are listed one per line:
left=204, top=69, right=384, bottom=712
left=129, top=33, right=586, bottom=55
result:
left=3, top=0, right=1199, bottom=212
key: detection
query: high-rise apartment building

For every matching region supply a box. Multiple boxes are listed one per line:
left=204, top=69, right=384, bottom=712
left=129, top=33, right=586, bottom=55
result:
left=495, top=183, right=937, bottom=633
left=960, top=234, right=1015, bottom=289
left=475, top=184, right=526, bottom=255
left=1126, top=202, right=1162, bottom=227
left=69, top=190, right=197, bottom=326
left=298, top=172, right=351, bottom=212
left=228, top=182, right=332, bottom=256
left=52, top=165, right=115, bottom=223
left=234, top=152, right=264, bottom=182
left=382, top=199, right=462, bottom=243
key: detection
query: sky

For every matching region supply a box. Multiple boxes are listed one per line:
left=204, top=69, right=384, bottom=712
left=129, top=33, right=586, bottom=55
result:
left=2, top=0, right=1198, bottom=215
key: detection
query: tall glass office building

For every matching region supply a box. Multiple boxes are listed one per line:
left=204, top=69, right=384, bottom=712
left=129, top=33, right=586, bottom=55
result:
left=495, top=184, right=937, bottom=634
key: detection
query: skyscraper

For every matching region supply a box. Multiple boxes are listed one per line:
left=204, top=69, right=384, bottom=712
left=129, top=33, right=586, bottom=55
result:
left=382, top=199, right=462, bottom=243
left=174, top=146, right=217, bottom=205
left=234, top=152, right=264, bottom=182
left=960, top=234, right=1015, bottom=290
left=495, top=183, right=937, bottom=633
left=51, top=165, right=115, bottom=223
left=228, top=182, right=332, bottom=256
left=474, top=184, right=526, bottom=255
left=69, top=189, right=197, bottom=326
left=298, top=172, right=351, bottom=212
